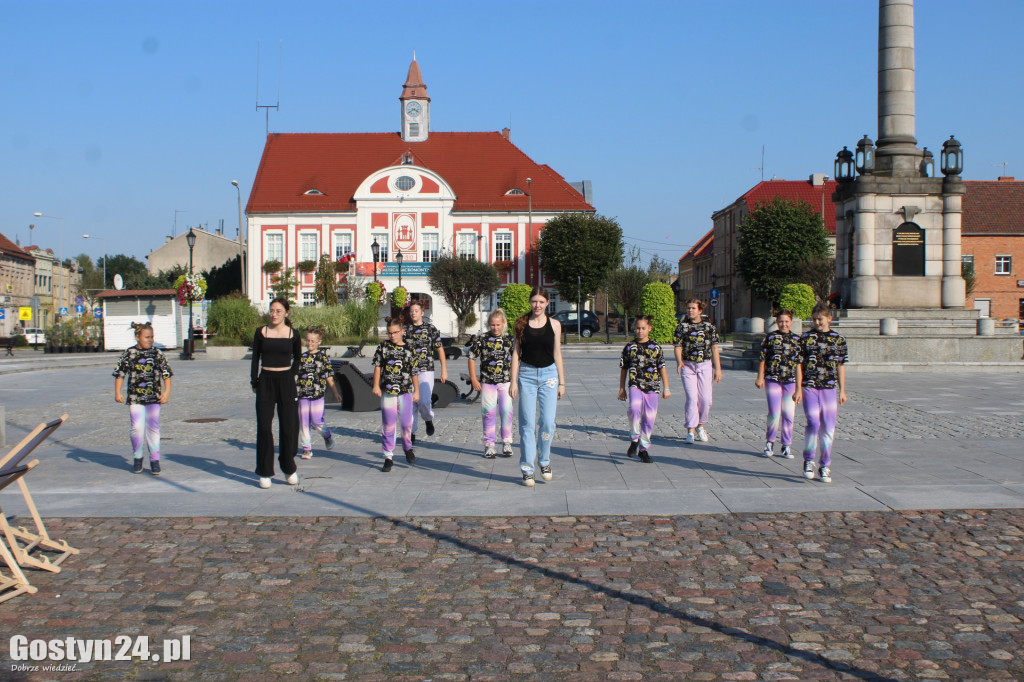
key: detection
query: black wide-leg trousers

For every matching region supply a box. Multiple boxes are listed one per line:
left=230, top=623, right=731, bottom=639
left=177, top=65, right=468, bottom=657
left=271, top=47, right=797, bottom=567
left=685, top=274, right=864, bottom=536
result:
left=255, top=370, right=299, bottom=477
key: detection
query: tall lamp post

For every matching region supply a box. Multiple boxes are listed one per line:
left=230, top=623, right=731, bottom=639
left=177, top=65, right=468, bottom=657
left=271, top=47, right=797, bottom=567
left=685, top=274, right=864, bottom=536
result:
left=231, top=180, right=245, bottom=297
left=32, top=212, right=63, bottom=318
left=371, top=239, right=380, bottom=284
left=82, top=234, right=107, bottom=291
left=186, top=228, right=197, bottom=360
left=396, top=250, right=404, bottom=290
left=525, top=178, right=533, bottom=284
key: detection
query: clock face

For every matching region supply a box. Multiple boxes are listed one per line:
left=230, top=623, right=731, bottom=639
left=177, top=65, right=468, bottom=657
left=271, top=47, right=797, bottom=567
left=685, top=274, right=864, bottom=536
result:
left=406, top=101, right=421, bottom=117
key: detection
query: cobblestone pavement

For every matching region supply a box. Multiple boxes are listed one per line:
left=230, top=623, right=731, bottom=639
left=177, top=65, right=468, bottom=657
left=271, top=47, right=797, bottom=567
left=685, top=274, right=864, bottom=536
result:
left=4, top=510, right=1023, bottom=681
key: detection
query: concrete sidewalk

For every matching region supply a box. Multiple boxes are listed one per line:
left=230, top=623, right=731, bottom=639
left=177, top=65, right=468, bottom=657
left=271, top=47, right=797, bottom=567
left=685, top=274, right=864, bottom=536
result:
left=2, top=352, right=1022, bottom=519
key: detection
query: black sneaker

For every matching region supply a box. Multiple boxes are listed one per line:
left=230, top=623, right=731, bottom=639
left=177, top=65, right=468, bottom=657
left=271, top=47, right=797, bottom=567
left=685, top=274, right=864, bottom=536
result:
left=132, top=459, right=143, bottom=474
left=626, top=441, right=639, bottom=458
left=540, top=465, right=552, bottom=481
left=522, top=473, right=535, bottom=487
left=638, top=449, right=653, bottom=464
left=150, top=460, right=161, bottom=475
left=411, top=433, right=417, bottom=444
left=382, top=458, right=394, bottom=472
left=404, top=448, right=416, bottom=464
left=425, top=420, right=435, bottom=436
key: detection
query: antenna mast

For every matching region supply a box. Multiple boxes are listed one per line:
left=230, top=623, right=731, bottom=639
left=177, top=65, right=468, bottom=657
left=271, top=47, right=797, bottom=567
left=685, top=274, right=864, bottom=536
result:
left=256, top=40, right=282, bottom=136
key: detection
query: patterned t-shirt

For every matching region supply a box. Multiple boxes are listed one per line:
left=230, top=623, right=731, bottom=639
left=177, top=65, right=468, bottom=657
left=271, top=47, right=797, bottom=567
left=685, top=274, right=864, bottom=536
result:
left=112, top=346, right=173, bottom=405
left=468, top=334, right=514, bottom=385
left=297, top=349, right=333, bottom=399
left=372, top=341, right=419, bottom=396
left=404, top=323, right=442, bottom=372
left=759, top=331, right=801, bottom=385
left=798, top=330, right=849, bottom=389
left=673, top=320, right=720, bottom=363
left=620, top=340, right=666, bottom=393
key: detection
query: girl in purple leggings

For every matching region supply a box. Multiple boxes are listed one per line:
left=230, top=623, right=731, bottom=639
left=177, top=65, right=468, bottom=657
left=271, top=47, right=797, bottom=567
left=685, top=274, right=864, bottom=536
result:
left=372, top=317, right=420, bottom=472
left=297, top=327, right=342, bottom=459
left=755, top=310, right=800, bottom=459
left=618, top=316, right=671, bottom=463
left=673, top=299, right=722, bottom=444
left=468, top=309, right=515, bottom=458
left=113, top=322, right=173, bottom=475
left=795, top=303, right=848, bottom=483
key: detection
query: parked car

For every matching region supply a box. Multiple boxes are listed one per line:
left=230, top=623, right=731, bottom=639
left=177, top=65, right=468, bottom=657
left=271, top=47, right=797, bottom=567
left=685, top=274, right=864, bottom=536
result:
left=552, top=310, right=601, bottom=338
left=14, top=327, right=46, bottom=345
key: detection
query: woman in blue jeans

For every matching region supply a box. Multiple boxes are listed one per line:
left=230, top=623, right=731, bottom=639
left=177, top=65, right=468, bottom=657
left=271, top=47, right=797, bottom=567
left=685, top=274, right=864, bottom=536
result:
left=509, top=288, right=566, bottom=486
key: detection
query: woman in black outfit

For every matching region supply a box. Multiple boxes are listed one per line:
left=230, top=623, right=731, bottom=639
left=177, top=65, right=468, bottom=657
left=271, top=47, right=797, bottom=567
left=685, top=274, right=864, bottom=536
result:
left=251, top=297, right=302, bottom=489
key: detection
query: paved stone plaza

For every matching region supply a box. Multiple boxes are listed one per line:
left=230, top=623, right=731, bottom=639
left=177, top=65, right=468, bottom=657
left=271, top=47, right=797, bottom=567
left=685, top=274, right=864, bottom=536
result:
left=0, top=351, right=1022, bottom=680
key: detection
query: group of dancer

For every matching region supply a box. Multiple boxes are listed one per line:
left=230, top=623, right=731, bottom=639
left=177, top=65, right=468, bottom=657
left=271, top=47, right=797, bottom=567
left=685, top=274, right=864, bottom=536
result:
left=112, top=290, right=848, bottom=488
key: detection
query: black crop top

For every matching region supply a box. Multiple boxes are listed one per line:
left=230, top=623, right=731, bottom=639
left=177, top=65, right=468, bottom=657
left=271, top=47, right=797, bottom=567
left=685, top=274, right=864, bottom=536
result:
left=519, top=317, right=555, bottom=368
left=250, top=326, right=302, bottom=388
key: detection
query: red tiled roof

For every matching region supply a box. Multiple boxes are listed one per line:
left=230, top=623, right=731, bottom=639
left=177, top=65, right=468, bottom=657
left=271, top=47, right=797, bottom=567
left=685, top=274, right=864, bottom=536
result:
left=962, top=180, right=1024, bottom=235
left=96, top=289, right=177, bottom=299
left=402, top=60, right=430, bottom=101
left=679, top=227, right=714, bottom=262
left=246, top=132, right=594, bottom=214
left=0, top=232, right=34, bottom=263
left=740, top=180, right=838, bottom=235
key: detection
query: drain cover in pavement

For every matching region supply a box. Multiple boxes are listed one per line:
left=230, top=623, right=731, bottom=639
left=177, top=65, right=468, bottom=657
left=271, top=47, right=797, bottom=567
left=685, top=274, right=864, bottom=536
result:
left=183, top=417, right=227, bottom=423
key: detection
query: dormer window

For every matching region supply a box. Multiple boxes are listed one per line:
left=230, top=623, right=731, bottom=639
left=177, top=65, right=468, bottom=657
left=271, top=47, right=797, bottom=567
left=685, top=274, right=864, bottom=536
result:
left=304, top=189, right=324, bottom=195
left=395, top=176, right=416, bottom=191
left=505, top=188, right=525, bottom=195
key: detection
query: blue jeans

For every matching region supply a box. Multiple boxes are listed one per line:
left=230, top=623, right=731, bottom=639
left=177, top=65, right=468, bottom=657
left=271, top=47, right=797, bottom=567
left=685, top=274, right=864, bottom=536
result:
left=517, top=363, right=558, bottom=475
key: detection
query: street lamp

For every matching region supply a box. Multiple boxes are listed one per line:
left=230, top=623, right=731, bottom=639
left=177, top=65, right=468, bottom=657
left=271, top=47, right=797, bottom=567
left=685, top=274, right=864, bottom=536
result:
left=82, top=234, right=107, bottom=291
left=396, top=250, right=404, bottom=290
left=186, top=228, right=197, bottom=360
left=231, top=180, right=245, bottom=296
left=371, top=238, right=380, bottom=284
left=33, top=212, right=64, bottom=317
left=526, top=178, right=533, bottom=284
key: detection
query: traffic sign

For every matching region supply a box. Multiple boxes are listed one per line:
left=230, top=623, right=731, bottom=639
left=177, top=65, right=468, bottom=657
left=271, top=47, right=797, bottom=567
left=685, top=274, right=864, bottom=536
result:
left=20, top=307, right=33, bottom=321
left=0, top=309, right=5, bottom=320
left=94, top=307, right=103, bottom=318
left=709, top=288, right=720, bottom=300
left=75, top=304, right=85, bottom=315
left=709, top=298, right=720, bottom=308
left=59, top=307, right=68, bottom=316
left=75, top=295, right=85, bottom=305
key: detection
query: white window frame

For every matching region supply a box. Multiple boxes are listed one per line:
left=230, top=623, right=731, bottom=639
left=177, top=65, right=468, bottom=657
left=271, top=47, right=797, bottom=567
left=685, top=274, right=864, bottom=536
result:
left=334, top=232, right=353, bottom=261
left=299, top=232, right=319, bottom=263
left=494, top=232, right=512, bottom=262
left=372, top=233, right=389, bottom=263
left=421, top=233, right=440, bottom=262
left=265, top=233, right=284, bottom=263
left=302, top=292, right=317, bottom=307
left=457, top=232, right=477, bottom=260
left=995, top=255, right=1012, bottom=275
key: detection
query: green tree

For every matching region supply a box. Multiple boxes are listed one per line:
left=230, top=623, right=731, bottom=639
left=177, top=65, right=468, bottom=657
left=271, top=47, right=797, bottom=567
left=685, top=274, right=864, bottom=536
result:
left=203, top=256, right=242, bottom=299
left=498, top=283, right=532, bottom=325
left=962, top=260, right=977, bottom=298
left=778, top=283, right=816, bottom=320
left=605, top=266, right=650, bottom=321
left=736, top=197, right=831, bottom=305
left=647, top=255, right=674, bottom=284
left=640, top=282, right=676, bottom=343
left=75, top=253, right=104, bottom=296
left=269, top=267, right=299, bottom=304
left=314, top=253, right=339, bottom=306
left=427, top=252, right=500, bottom=339
left=536, top=213, right=623, bottom=301
left=101, top=254, right=151, bottom=289
left=798, top=255, right=836, bottom=302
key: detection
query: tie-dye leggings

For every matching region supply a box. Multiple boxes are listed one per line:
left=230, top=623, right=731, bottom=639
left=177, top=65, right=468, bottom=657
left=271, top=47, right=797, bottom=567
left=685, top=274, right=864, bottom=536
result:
left=627, top=386, right=660, bottom=451
left=412, top=370, right=435, bottom=432
left=802, top=387, right=838, bottom=466
left=298, top=397, right=333, bottom=452
left=381, top=392, right=414, bottom=457
left=480, top=382, right=513, bottom=447
left=680, top=360, right=713, bottom=429
left=764, top=380, right=796, bottom=446
left=128, top=403, right=161, bottom=461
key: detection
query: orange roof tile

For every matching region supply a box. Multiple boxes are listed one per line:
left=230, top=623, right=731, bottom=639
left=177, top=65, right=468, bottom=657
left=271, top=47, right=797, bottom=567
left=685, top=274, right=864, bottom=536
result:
left=679, top=227, right=714, bottom=262
left=246, top=132, right=594, bottom=214
left=962, top=180, right=1024, bottom=234
left=0, top=232, right=34, bottom=263
left=740, top=179, right=838, bottom=235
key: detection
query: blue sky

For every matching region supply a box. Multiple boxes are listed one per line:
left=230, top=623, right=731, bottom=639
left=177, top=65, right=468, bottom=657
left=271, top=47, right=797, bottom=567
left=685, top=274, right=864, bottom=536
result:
left=4, top=0, right=1022, bottom=269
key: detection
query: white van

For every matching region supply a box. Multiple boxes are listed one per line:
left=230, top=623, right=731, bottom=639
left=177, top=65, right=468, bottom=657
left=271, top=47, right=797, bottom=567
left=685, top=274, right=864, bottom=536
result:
left=16, top=327, right=46, bottom=345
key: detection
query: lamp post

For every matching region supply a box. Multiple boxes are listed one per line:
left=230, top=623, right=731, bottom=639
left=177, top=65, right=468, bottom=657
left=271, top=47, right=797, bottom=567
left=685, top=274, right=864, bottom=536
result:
left=33, top=212, right=63, bottom=318
left=82, top=234, right=107, bottom=291
left=231, top=180, right=245, bottom=296
left=526, top=177, right=533, bottom=284
left=371, top=238, right=380, bottom=284
left=186, top=228, right=197, bottom=360
left=396, top=250, right=404, bottom=290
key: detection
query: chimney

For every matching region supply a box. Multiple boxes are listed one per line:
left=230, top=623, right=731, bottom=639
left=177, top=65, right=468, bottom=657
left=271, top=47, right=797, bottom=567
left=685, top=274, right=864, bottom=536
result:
left=997, top=176, right=1016, bottom=182
left=809, top=173, right=828, bottom=186
left=501, top=128, right=510, bottom=140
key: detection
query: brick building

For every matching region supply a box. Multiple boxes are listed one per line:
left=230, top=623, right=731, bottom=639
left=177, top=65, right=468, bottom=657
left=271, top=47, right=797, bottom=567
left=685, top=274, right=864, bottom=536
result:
left=962, top=177, right=1024, bottom=320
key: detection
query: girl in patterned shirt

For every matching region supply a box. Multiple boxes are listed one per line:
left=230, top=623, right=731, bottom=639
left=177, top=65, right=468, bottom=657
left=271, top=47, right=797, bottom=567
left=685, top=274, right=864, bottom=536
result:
left=618, top=316, right=671, bottom=463
left=372, top=317, right=420, bottom=472
left=468, top=309, right=515, bottom=458
left=755, top=310, right=801, bottom=459
left=404, top=300, right=447, bottom=442
left=297, top=327, right=342, bottom=459
left=673, top=299, right=722, bottom=445
left=794, top=302, right=849, bottom=484
left=113, top=322, right=173, bottom=475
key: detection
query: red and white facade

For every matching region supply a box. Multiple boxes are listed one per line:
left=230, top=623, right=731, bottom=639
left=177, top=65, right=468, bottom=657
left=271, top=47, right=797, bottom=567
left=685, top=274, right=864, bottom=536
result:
left=244, top=59, right=594, bottom=334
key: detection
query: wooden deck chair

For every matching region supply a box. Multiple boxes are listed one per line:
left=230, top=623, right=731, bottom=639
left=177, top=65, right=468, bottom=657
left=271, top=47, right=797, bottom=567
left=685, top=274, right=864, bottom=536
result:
left=0, top=414, right=79, bottom=572
left=0, top=462, right=39, bottom=603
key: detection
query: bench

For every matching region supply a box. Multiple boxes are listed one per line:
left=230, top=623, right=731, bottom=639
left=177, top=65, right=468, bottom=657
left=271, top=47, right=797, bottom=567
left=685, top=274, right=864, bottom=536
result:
left=330, top=360, right=462, bottom=412
left=0, top=338, right=14, bottom=356
left=438, top=337, right=462, bottom=361
left=458, top=372, right=481, bottom=403
left=344, top=340, right=368, bottom=358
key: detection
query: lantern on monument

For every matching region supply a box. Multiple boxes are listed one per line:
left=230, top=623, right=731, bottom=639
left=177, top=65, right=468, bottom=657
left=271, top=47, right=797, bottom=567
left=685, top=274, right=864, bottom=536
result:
left=920, top=147, right=934, bottom=178
left=855, top=135, right=875, bottom=175
left=834, top=146, right=855, bottom=183
left=940, top=136, right=963, bottom=176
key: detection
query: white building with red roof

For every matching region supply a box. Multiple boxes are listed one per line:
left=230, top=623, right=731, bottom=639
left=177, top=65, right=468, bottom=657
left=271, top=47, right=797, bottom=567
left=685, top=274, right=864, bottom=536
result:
left=244, top=58, right=594, bottom=334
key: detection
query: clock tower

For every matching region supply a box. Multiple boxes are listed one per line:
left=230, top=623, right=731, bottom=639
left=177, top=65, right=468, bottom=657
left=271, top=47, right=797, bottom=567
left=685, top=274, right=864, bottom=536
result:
left=400, top=56, right=430, bottom=142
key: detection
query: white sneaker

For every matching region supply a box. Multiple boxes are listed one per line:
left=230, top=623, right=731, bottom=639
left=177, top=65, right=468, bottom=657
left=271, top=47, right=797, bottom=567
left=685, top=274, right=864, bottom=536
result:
left=696, top=426, right=709, bottom=442
left=781, top=446, right=794, bottom=459
left=803, top=461, right=816, bottom=480
left=286, top=472, right=298, bottom=485
left=820, top=466, right=832, bottom=483
left=259, top=477, right=271, bottom=489
left=324, top=435, right=334, bottom=451
left=763, top=442, right=774, bottom=457
left=540, top=466, right=553, bottom=481
left=684, top=433, right=695, bottom=445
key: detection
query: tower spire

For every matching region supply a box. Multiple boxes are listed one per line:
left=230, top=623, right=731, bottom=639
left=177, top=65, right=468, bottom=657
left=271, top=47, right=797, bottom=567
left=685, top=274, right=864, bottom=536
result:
left=400, top=56, right=430, bottom=142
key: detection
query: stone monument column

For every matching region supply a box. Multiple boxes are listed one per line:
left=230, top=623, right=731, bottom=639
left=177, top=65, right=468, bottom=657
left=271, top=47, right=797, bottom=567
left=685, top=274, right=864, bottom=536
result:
left=941, top=188, right=966, bottom=308
left=876, top=0, right=919, bottom=174
left=851, top=194, right=879, bottom=307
